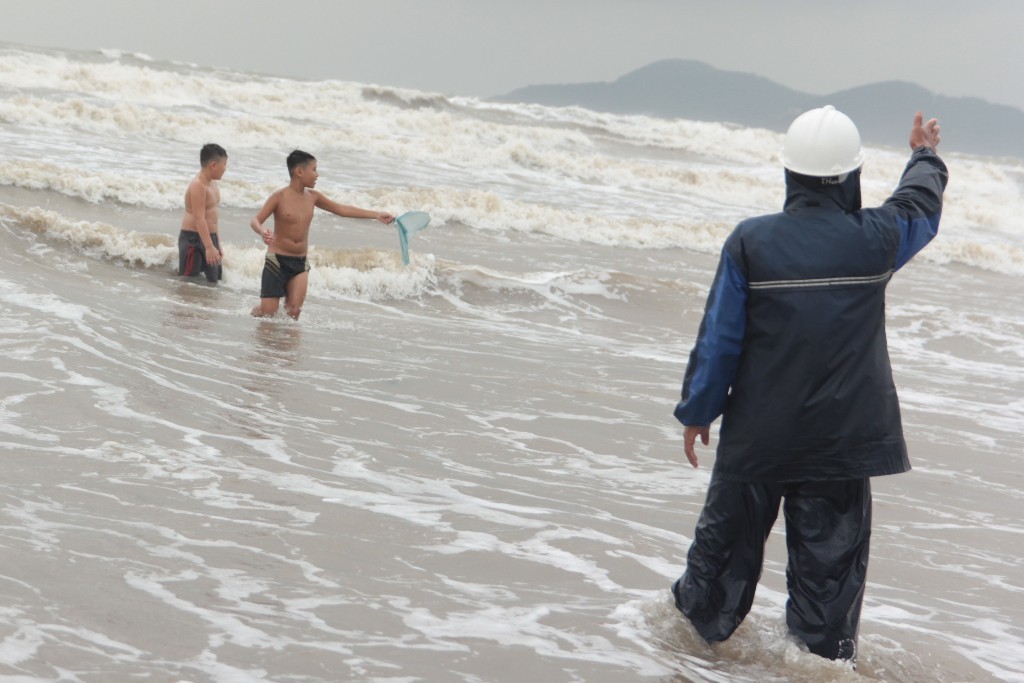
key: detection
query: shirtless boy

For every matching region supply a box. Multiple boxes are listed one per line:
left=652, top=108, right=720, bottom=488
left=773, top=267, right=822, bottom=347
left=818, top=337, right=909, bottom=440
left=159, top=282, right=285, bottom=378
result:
left=250, top=149, right=394, bottom=319
left=179, top=143, right=228, bottom=282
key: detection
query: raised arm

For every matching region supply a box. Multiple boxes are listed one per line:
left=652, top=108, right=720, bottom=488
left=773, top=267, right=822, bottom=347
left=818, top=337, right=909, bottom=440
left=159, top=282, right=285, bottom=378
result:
left=885, top=112, right=949, bottom=270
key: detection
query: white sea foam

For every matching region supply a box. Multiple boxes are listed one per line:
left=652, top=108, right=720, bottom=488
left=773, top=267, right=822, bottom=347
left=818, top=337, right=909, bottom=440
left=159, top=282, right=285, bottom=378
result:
left=0, top=199, right=716, bottom=309
left=1, top=44, right=1020, bottom=274
left=0, top=203, right=438, bottom=302
left=0, top=278, right=89, bottom=321
left=98, top=48, right=154, bottom=62
left=0, top=202, right=176, bottom=266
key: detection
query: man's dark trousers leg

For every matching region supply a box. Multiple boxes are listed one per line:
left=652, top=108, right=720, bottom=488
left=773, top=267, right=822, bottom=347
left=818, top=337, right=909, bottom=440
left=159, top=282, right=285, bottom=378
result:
left=673, top=477, right=782, bottom=641
left=784, top=478, right=871, bottom=661
left=673, top=476, right=871, bottom=663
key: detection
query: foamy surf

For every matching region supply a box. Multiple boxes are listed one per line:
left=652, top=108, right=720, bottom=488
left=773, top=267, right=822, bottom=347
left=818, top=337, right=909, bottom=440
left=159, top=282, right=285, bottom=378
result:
left=0, top=203, right=437, bottom=302
left=0, top=202, right=176, bottom=268
left=1, top=43, right=1021, bottom=275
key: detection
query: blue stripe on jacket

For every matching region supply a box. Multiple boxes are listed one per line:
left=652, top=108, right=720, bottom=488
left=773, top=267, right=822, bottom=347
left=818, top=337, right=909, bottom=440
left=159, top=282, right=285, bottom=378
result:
left=674, top=249, right=748, bottom=427
left=895, top=213, right=941, bottom=270
left=888, top=147, right=946, bottom=270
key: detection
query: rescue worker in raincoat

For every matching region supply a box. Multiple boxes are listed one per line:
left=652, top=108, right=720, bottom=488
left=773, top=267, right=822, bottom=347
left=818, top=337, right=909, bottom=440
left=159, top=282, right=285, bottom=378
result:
left=672, top=107, right=947, bottom=662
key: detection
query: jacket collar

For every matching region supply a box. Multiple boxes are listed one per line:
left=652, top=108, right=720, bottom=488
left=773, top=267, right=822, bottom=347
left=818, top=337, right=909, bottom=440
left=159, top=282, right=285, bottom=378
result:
left=784, top=168, right=862, bottom=213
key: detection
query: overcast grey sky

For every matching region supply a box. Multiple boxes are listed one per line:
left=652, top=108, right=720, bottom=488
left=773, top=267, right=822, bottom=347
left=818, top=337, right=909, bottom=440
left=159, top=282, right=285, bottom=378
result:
left=2, top=0, right=1022, bottom=111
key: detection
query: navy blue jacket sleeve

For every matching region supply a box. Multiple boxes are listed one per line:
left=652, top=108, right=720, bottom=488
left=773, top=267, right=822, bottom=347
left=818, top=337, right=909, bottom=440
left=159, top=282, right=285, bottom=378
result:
left=674, top=245, right=748, bottom=426
left=882, top=147, right=948, bottom=270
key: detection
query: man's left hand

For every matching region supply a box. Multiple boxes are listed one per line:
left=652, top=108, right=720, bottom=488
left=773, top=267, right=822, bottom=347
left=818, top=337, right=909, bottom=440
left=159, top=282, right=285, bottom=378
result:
left=684, top=425, right=710, bottom=468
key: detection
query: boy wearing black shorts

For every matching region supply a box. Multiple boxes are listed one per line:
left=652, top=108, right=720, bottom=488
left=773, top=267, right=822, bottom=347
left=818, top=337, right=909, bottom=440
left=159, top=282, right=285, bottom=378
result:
left=249, top=150, right=393, bottom=319
left=179, top=143, right=227, bottom=282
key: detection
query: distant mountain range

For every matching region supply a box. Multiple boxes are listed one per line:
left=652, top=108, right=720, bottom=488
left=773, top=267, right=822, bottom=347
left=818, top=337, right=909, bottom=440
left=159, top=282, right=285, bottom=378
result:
left=494, top=59, right=1024, bottom=160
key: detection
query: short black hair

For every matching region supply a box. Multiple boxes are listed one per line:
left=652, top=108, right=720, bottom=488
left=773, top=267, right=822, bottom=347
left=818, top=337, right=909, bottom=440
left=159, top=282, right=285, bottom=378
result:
left=287, top=149, right=316, bottom=176
left=200, top=143, right=227, bottom=166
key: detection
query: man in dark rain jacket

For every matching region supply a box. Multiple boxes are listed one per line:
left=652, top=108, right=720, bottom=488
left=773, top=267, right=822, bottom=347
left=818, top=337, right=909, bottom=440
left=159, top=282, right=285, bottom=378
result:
left=671, top=107, right=946, bottom=663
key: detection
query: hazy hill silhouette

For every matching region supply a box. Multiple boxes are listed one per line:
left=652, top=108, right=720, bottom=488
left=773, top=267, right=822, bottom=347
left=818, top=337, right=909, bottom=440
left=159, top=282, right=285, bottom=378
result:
left=495, top=59, right=1024, bottom=159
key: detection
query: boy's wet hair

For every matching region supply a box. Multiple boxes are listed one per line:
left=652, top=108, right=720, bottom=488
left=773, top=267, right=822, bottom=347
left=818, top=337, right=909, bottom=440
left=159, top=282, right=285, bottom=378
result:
left=200, top=143, right=227, bottom=166
left=287, top=149, right=316, bottom=176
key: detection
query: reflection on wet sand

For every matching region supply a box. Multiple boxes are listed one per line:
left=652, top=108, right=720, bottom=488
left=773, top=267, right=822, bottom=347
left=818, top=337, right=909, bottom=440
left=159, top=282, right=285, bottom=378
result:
left=161, top=280, right=219, bottom=334
left=231, top=320, right=305, bottom=440
left=252, top=319, right=303, bottom=362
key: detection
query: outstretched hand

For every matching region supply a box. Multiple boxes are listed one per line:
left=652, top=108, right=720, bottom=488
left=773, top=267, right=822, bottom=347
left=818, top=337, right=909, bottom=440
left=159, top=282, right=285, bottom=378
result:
left=909, top=111, right=941, bottom=150
left=684, top=425, right=710, bottom=468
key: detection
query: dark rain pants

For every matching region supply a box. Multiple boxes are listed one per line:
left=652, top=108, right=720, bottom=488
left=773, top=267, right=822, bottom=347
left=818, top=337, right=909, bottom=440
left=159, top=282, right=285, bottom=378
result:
left=672, top=476, right=871, bottom=662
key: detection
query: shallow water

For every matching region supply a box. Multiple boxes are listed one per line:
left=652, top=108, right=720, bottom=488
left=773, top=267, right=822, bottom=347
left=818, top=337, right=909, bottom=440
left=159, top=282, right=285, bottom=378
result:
left=0, top=42, right=1021, bottom=682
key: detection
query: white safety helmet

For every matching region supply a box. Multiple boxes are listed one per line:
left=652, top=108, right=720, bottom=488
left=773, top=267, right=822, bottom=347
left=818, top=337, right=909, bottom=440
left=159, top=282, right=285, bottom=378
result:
left=779, top=105, right=864, bottom=177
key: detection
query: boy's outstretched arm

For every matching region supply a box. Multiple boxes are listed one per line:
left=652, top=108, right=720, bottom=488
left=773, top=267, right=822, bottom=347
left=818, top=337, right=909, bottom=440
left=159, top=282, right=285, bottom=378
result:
left=314, top=191, right=394, bottom=223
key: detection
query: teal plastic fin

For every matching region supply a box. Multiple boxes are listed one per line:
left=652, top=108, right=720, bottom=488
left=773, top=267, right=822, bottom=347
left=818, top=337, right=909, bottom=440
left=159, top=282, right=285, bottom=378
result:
left=394, top=211, right=431, bottom=265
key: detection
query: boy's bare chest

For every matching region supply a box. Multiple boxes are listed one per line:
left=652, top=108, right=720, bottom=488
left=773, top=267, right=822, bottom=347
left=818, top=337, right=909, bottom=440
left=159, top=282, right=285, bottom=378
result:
left=275, top=196, right=315, bottom=229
